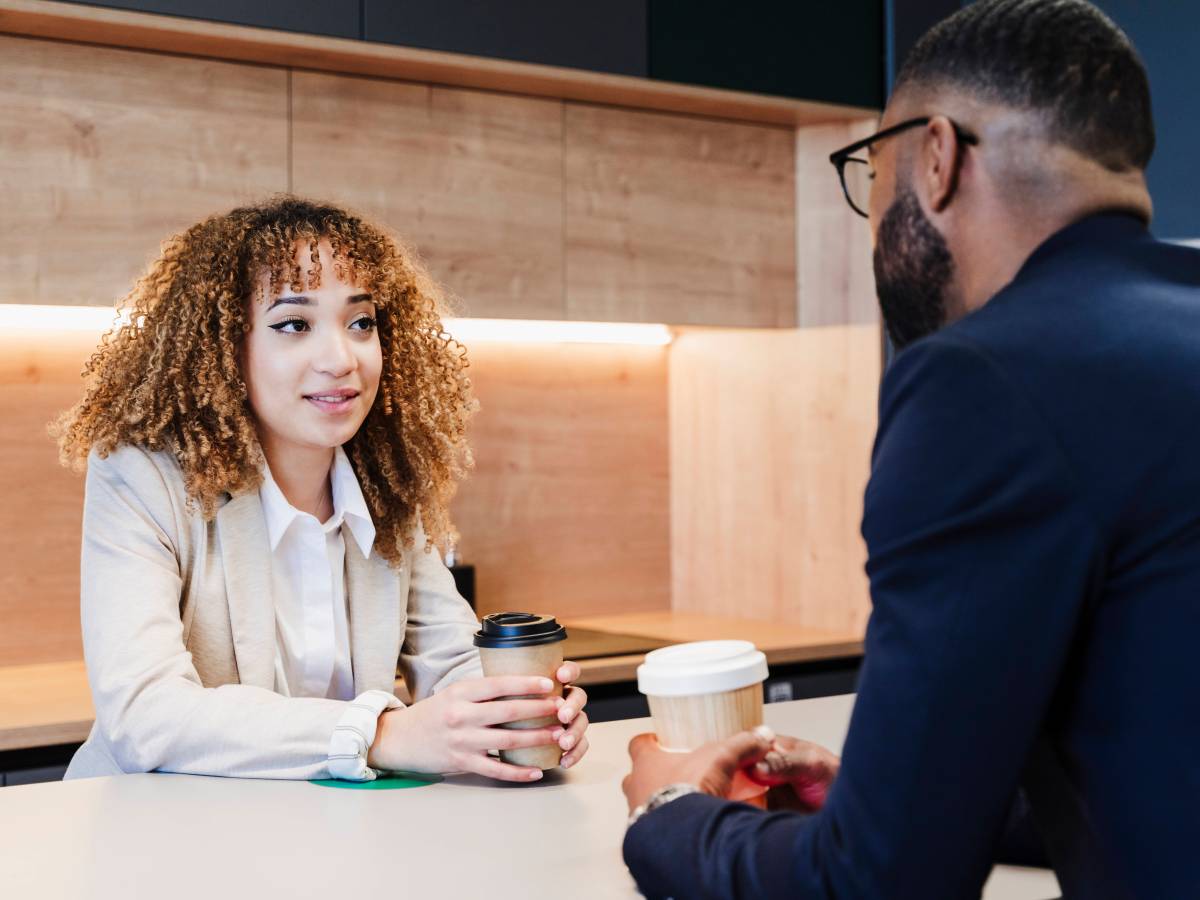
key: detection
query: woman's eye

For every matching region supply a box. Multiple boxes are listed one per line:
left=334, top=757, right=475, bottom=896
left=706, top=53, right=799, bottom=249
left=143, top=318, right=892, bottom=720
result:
left=268, top=317, right=309, bottom=334
left=350, top=316, right=377, bottom=332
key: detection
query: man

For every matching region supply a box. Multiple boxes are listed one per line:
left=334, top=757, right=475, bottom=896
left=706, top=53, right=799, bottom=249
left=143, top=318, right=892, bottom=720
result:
left=621, top=1, right=1200, bottom=897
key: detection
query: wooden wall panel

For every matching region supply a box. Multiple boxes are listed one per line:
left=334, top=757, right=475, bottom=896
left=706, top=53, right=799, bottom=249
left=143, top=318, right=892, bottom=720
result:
left=795, top=119, right=879, bottom=327
left=669, top=324, right=881, bottom=634
left=451, top=342, right=671, bottom=619
left=0, top=34, right=288, bottom=306
left=565, top=104, right=796, bottom=326
left=0, top=330, right=95, bottom=665
left=291, top=72, right=565, bottom=320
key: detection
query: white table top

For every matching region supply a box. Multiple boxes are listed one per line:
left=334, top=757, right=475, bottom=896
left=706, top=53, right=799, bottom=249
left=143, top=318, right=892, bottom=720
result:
left=0, top=694, right=1059, bottom=899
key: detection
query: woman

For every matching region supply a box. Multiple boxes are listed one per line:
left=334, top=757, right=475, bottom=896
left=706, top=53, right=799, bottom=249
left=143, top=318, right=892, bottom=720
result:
left=54, top=196, right=589, bottom=782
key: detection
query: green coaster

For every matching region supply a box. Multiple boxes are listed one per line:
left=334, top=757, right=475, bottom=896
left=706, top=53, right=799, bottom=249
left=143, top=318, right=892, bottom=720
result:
left=310, top=772, right=443, bottom=790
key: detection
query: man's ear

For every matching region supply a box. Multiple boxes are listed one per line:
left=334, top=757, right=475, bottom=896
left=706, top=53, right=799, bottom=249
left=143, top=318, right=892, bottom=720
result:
left=921, top=116, right=965, bottom=213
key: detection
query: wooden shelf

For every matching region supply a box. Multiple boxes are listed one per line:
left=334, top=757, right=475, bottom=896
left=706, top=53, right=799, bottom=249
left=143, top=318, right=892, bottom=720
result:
left=0, top=614, right=862, bottom=751
left=565, top=612, right=864, bottom=685
left=0, top=0, right=876, bottom=127
left=0, top=661, right=93, bottom=752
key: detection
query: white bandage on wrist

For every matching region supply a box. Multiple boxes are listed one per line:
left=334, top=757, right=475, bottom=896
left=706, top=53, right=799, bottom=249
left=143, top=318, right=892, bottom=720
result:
left=327, top=689, right=404, bottom=781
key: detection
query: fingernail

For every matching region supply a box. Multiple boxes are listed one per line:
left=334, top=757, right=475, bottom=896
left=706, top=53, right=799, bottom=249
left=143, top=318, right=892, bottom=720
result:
left=560, top=756, right=573, bottom=769
left=538, top=678, right=554, bottom=691
left=561, top=735, right=576, bottom=751
left=551, top=728, right=565, bottom=741
left=753, top=725, right=776, bottom=742
left=554, top=697, right=565, bottom=708
left=559, top=708, right=572, bottom=723
left=528, top=769, right=543, bottom=781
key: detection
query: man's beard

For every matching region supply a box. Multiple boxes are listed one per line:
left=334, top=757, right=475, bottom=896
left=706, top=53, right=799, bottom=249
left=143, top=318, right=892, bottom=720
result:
left=872, top=187, right=955, bottom=350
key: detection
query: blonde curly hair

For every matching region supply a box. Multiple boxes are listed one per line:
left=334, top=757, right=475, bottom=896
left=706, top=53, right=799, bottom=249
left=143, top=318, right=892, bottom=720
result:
left=54, top=195, right=476, bottom=566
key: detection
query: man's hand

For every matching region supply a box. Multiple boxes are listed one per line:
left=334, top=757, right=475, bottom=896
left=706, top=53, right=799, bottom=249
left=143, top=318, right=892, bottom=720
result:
left=748, top=735, right=841, bottom=811
left=621, top=727, right=774, bottom=812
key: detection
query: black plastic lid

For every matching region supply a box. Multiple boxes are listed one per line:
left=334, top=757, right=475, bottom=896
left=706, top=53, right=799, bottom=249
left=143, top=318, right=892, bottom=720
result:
left=473, top=612, right=567, bottom=649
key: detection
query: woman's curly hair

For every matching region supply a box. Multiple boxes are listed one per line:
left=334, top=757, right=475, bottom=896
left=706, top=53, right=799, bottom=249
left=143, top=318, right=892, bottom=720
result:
left=53, top=195, right=476, bottom=567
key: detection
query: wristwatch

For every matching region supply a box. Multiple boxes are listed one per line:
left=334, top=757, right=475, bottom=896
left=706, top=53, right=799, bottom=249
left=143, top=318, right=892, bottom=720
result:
left=627, top=783, right=701, bottom=829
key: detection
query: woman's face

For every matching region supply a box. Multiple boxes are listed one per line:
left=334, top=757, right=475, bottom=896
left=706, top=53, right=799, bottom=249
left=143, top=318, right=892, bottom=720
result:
left=242, top=238, right=382, bottom=461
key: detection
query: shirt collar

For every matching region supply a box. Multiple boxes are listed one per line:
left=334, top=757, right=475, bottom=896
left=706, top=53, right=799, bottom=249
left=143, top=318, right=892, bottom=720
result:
left=259, top=446, right=376, bottom=559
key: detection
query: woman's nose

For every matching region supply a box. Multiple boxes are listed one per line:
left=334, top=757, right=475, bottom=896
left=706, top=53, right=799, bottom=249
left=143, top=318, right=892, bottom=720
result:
left=315, top=331, right=356, bottom=377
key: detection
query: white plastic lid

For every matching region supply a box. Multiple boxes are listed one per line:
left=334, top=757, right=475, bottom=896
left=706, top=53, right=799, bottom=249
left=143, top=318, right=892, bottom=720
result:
left=636, top=640, right=768, bottom=697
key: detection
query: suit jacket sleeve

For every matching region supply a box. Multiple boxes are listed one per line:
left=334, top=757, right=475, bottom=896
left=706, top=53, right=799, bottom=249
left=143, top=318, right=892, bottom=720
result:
left=81, top=446, right=350, bottom=780
left=623, top=335, right=1103, bottom=899
left=398, top=530, right=484, bottom=700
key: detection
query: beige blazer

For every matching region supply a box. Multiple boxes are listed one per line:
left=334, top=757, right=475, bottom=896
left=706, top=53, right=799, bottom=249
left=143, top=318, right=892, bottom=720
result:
left=65, top=444, right=482, bottom=781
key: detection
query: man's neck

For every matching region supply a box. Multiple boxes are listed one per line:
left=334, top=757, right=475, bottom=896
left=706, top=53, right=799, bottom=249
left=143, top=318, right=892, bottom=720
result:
left=952, top=177, right=1152, bottom=318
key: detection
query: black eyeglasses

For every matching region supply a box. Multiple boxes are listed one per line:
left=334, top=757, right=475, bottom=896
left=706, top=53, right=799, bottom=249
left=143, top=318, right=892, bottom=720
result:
left=828, top=117, right=979, bottom=218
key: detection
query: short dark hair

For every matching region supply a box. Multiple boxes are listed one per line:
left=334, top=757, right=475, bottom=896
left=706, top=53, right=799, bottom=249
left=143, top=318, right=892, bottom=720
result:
left=895, top=0, right=1154, bottom=171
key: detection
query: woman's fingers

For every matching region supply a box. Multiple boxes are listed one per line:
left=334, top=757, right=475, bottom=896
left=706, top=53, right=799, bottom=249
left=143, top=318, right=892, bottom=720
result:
left=455, top=727, right=560, bottom=756
left=560, top=735, right=589, bottom=769
left=555, top=709, right=588, bottom=751
left=556, top=684, right=588, bottom=726
left=463, top=753, right=546, bottom=783
left=455, top=675, right=555, bottom=702
left=472, top=697, right=560, bottom=727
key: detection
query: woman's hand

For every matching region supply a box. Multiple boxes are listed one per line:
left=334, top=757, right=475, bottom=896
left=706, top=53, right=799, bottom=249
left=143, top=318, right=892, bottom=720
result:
left=552, top=661, right=590, bottom=769
left=367, top=675, right=562, bottom=782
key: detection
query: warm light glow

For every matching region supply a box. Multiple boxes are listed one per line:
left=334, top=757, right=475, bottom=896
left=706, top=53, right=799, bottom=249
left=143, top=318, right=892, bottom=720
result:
left=0, top=305, right=674, bottom=346
left=442, top=317, right=673, bottom=346
left=0, top=304, right=131, bottom=332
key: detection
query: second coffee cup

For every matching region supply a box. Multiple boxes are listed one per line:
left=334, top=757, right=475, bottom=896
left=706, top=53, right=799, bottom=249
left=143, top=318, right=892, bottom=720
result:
left=636, top=640, right=769, bottom=751
left=474, top=612, right=568, bottom=770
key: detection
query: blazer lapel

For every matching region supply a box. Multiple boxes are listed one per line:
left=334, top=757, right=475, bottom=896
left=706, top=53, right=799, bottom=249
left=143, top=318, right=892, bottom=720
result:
left=215, top=492, right=277, bottom=689
left=344, top=536, right=402, bottom=696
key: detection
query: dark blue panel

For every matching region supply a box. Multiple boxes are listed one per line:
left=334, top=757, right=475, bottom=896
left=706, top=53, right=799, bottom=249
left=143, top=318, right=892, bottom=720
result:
left=57, top=0, right=362, bottom=40
left=364, top=0, right=648, bottom=77
left=1091, top=1, right=1199, bottom=240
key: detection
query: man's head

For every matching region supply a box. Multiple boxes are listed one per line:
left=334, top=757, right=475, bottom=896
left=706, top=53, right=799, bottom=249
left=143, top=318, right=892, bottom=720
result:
left=862, top=0, right=1154, bottom=349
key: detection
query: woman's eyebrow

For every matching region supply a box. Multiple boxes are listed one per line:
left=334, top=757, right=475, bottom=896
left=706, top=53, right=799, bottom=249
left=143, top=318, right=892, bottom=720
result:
left=267, top=295, right=311, bottom=311
left=267, top=293, right=371, bottom=311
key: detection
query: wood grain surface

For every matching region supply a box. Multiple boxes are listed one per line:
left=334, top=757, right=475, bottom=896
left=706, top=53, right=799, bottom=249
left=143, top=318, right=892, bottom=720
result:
left=0, top=33, right=288, bottom=308
left=565, top=104, right=797, bottom=326
left=669, top=324, right=882, bottom=634
left=452, top=341, right=671, bottom=620
left=291, top=72, right=565, bottom=320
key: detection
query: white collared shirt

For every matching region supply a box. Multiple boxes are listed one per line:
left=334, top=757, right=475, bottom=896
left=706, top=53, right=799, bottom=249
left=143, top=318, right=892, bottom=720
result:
left=258, top=446, right=377, bottom=701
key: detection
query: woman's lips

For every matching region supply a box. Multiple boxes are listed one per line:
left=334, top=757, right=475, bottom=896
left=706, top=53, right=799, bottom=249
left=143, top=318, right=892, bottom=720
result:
left=304, top=391, right=359, bottom=414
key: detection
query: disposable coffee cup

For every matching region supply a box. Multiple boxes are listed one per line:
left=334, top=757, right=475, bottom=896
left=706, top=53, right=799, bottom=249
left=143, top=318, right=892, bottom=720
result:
left=474, top=612, right=568, bottom=770
left=637, top=640, right=770, bottom=804
left=636, top=640, right=769, bottom=751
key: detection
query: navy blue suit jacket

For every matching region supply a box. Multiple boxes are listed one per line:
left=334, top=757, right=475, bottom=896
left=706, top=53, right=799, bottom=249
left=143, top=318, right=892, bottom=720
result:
left=623, top=214, right=1200, bottom=899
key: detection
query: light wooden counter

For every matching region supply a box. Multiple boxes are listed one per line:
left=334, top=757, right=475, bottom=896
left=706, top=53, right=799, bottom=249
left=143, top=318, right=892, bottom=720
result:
left=0, top=614, right=863, bottom=752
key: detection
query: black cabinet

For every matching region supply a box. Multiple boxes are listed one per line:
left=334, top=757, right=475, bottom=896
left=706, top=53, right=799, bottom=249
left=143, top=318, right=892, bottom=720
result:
left=364, top=0, right=648, bottom=77
left=59, top=0, right=362, bottom=40
left=60, top=1, right=885, bottom=110
left=648, top=0, right=884, bottom=108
